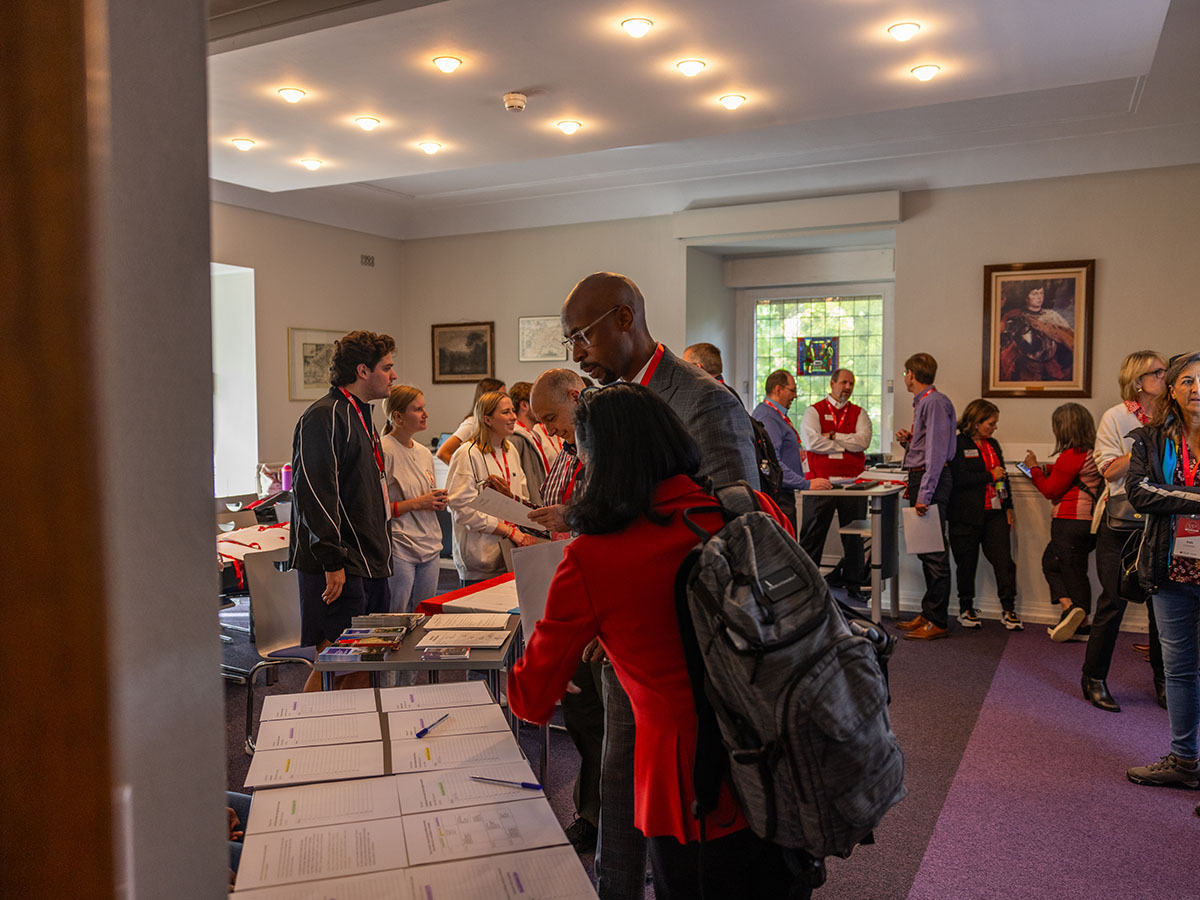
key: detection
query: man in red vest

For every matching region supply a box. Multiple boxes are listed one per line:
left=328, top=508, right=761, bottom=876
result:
left=798, top=368, right=873, bottom=599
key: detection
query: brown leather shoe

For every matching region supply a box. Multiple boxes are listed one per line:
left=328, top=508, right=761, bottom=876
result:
left=895, top=615, right=928, bottom=633
left=904, top=621, right=949, bottom=641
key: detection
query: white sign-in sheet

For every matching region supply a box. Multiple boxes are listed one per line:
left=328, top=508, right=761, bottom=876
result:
left=389, top=732, right=525, bottom=774
left=378, top=681, right=493, bottom=711
left=244, top=742, right=385, bottom=789
left=401, top=798, right=567, bottom=866
left=244, top=777, right=402, bottom=834
left=254, top=713, right=383, bottom=750
left=402, top=845, right=598, bottom=898
left=423, top=613, right=510, bottom=630
left=387, top=704, right=510, bottom=740
left=234, top=816, right=409, bottom=891
left=415, top=629, right=509, bottom=649
left=259, top=689, right=377, bottom=721
left=231, top=868, right=412, bottom=899
left=394, top=762, right=542, bottom=814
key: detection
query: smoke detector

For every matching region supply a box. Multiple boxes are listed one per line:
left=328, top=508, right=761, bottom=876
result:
left=503, top=91, right=528, bottom=111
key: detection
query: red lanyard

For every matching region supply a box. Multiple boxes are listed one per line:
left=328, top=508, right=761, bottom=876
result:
left=767, top=400, right=800, bottom=440
left=1182, top=438, right=1199, bottom=487
left=489, top=447, right=512, bottom=487
left=638, top=343, right=666, bottom=386
left=825, top=399, right=852, bottom=434
left=975, top=438, right=1001, bottom=471
left=517, top=421, right=551, bottom=473
left=563, top=459, right=583, bottom=502
left=338, top=388, right=384, bottom=474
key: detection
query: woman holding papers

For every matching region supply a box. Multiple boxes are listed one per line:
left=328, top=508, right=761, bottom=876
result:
left=508, top=384, right=797, bottom=899
left=446, top=390, right=538, bottom=586
left=382, top=385, right=448, bottom=613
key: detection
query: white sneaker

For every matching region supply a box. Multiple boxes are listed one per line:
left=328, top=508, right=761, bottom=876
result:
left=956, top=608, right=982, bottom=629
left=1001, top=610, right=1024, bottom=631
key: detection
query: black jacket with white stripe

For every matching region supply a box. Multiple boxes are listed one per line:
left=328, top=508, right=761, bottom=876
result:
left=1127, top=424, right=1200, bottom=594
left=289, top=387, right=392, bottom=579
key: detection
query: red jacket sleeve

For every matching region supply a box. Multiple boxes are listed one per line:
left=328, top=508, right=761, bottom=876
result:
left=1030, top=448, right=1085, bottom=503
left=754, top=490, right=795, bottom=538
left=507, top=545, right=600, bottom=725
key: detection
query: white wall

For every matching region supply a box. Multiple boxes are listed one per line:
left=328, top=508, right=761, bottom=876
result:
left=684, top=248, right=736, bottom=377
left=397, top=215, right=687, bottom=437
left=211, top=203, right=406, bottom=462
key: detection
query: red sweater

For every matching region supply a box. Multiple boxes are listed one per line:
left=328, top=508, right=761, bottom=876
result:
left=1030, top=447, right=1102, bottom=520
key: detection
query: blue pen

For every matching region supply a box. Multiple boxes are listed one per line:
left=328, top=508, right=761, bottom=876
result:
left=469, top=774, right=542, bottom=791
left=415, top=713, right=450, bottom=739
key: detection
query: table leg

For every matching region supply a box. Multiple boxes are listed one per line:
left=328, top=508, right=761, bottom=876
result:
left=540, top=722, right=550, bottom=787
left=869, top=497, right=882, bottom=624
left=320, top=671, right=334, bottom=691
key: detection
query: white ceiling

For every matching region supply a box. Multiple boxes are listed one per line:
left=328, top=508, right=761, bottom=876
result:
left=207, top=0, right=1200, bottom=241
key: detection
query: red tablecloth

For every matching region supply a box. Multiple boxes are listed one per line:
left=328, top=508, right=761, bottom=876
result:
left=416, top=573, right=515, bottom=614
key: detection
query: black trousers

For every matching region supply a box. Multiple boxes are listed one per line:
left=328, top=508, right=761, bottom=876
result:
left=908, top=467, right=953, bottom=628
left=560, top=658, right=605, bottom=825
left=647, top=829, right=811, bottom=900
left=798, top=495, right=868, bottom=586
left=1042, top=518, right=1096, bottom=613
left=1083, top=520, right=1164, bottom=681
left=948, top=509, right=1017, bottom=613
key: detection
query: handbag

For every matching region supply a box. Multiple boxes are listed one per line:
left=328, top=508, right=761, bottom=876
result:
left=1117, top=527, right=1147, bottom=604
left=1105, top=494, right=1145, bottom=532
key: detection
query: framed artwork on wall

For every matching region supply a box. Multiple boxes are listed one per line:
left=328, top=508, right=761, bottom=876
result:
left=288, top=327, right=343, bottom=401
left=982, top=259, right=1094, bottom=397
left=518, top=315, right=567, bottom=362
left=432, top=321, right=495, bottom=383
left=798, top=336, right=839, bottom=376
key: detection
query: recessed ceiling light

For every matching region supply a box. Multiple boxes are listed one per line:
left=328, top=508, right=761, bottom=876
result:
left=557, top=120, right=582, bottom=135
left=887, top=22, right=921, bottom=42
left=432, top=56, right=462, bottom=73
left=621, top=18, right=653, bottom=38
left=300, top=158, right=324, bottom=170
left=910, top=64, right=941, bottom=81
left=417, top=141, right=442, bottom=155
left=277, top=88, right=306, bottom=103
left=718, top=94, right=746, bottom=110
left=355, top=116, right=381, bottom=131
left=231, top=138, right=256, bottom=151
left=676, top=59, right=706, bottom=77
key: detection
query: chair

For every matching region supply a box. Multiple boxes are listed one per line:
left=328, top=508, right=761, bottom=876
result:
left=241, top=547, right=314, bottom=754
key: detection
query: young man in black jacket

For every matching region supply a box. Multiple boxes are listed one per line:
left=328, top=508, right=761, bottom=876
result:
left=290, top=330, right=396, bottom=690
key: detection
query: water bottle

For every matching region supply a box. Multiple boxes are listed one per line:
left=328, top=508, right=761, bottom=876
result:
left=281, top=463, right=293, bottom=492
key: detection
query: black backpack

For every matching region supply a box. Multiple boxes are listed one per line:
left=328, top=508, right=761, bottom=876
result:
left=748, top=413, right=784, bottom=500
left=674, top=482, right=905, bottom=860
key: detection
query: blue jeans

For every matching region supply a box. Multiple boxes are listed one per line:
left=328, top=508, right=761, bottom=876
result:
left=387, top=556, right=441, bottom=614
left=1152, top=580, right=1200, bottom=759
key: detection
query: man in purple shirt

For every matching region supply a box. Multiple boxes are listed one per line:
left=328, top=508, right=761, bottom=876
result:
left=894, top=352, right=958, bottom=640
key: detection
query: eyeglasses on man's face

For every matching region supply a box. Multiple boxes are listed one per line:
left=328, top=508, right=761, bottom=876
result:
left=561, top=306, right=620, bottom=350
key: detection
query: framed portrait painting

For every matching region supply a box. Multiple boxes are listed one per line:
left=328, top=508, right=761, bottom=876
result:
left=982, top=259, right=1094, bottom=398
left=518, top=316, right=567, bottom=362
left=432, top=321, right=495, bottom=383
left=288, top=327, right=343, bottom=401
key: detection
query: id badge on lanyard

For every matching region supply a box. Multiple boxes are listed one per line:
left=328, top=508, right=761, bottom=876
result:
left=1173, top=516, right=1200, bottom=562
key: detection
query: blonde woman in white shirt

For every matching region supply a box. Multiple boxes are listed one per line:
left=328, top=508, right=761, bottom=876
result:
left=446, top=391, right=538, bottom=585
left=382, top=385, right=448, bottom=613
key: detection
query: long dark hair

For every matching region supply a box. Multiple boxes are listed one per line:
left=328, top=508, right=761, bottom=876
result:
left=1149, top=350, right=1200, bottom=446
left=565, top=383, right=701, bottom=535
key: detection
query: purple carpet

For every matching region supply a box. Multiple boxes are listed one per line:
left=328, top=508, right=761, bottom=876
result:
left=907, top=633, right=1195, bottom=900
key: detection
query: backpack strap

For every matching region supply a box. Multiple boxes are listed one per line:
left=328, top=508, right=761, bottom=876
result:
left=712, top=480, right=760, bottom=516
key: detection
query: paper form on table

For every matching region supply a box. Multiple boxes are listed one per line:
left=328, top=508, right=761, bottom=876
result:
left=388, top=732, right=524, bottom=773
left=423, top=613, right=510, bottom=630
left=227, top=868, right=411, bottom=900
left=254, top=712, right=382, bottom=750
left=394, top=761, right=542, bottom=814
left=387, top=704, right=510, bottom=740
left=234, top=816, right=408, bottom=891
left=401, top=797, right=566, bottom=866
left=258, top=689, right=377, bottom=721
left=244, top=742, right=385, bottom=789
left=244, top=776, right=402, bottom=834
left=415, top=629, right=509, bottom=649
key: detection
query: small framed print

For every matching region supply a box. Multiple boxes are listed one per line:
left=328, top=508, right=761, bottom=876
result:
left=799, top=336, right=839, bottom=376
left=432, top=322, right=495, bottom=383
left=288, top=327, right=343, bottom=401
left=983, top=259, right=1094, bottom=397
left=518, top=316, right=567, bottom=362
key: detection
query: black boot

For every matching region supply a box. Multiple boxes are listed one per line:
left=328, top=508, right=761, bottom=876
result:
left=1155, top=678, right=1168, bottom=710
left=1081, top=675, right=1120, bottom=712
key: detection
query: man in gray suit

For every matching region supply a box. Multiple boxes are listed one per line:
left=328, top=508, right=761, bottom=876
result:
left=560, top=272, right=758, bottom=899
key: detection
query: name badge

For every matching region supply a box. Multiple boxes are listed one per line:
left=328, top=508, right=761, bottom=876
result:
left=824, top=415, right=836, bottom=422
left=829, top=452, right=844, bottom=460
left=1172, top=516, right=1200, bottom=561
left=963, top=449, right=980, bottom=458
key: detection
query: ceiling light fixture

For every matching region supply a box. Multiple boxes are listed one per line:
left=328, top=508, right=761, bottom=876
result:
left=417, top=141, right=442, bottom=155
left=299, top=158, right=324, bottom=170
left=557, top=120, right=582, bottom=135
left=432, top=56, right=462, bottom=73
left=676, top=59, right=706, bottom=77
left=910, top=64, right=941, bottom=81
left=887, top=22, right=921, bottom=42
left=621, top=17, right=653, bottom=38
left=718, top=94, right=746, bottom=110
left=277, top=88, right=306, bottom=103
left=355, top=116, right=381, bottom=131
left=231, top=138, right=256, bottom=151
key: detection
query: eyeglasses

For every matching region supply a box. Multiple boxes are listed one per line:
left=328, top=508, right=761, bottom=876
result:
left=561, top=306, right=620, bottom=350
left=1145, top=368, right=1167, bottom=379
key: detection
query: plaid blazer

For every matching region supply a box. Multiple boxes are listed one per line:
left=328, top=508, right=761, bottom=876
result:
left=646, top=346, right=759, bottom=488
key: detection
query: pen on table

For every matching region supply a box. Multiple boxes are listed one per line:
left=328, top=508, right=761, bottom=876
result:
left=469, top=774, right=543, bottom=790
left=415, top=713, right=450, bottom=739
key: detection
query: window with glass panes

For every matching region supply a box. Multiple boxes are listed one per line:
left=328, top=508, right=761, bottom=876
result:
left=754, top=294, right=884, bottom=454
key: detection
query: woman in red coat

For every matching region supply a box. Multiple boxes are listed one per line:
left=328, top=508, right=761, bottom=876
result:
left=508, top=383, right=802, bottom=899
